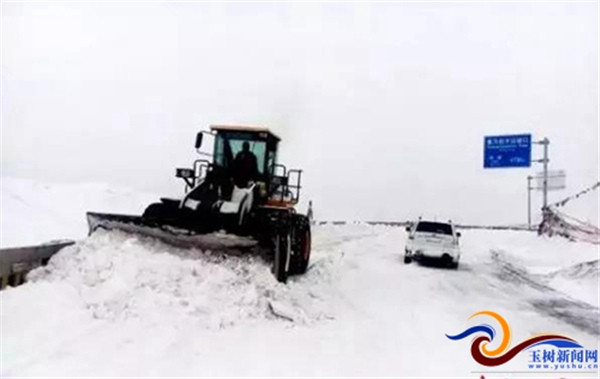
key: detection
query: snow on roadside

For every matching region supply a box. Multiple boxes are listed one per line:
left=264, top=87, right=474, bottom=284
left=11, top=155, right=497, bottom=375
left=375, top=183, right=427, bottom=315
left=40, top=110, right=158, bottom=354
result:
left=0, top=226, right=351, bottom=377
left=461, top=229, right=599, bottom=307
left=25, top=230, right=340, bottom=328
left=542, top=259, right=599, bottom=305
left=462, top=229, right=599, bottom=274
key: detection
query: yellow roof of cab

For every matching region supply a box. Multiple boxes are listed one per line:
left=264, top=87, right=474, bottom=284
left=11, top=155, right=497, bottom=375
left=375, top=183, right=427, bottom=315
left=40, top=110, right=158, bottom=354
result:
left=210, top=125, right=280, bottom=141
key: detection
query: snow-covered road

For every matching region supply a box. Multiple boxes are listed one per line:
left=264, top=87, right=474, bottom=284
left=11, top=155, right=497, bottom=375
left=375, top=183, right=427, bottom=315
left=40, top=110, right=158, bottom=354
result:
left=2, top=223, right=598, bottom=377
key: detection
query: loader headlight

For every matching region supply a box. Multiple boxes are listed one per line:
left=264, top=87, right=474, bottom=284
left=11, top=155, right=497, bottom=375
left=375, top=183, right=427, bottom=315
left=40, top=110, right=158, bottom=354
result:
left=258, top=182, right=267, bottom=198
left=176, top=168, right=195, bottom=178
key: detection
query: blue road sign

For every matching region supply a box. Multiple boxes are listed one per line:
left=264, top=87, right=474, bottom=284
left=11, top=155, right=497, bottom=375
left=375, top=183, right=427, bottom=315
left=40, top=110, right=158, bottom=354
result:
left=484, top=134, right=532, bottom=168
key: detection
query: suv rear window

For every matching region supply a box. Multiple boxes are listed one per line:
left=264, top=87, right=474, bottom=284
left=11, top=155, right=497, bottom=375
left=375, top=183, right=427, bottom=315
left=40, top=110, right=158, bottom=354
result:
left=415, top=221, right=453, bottom=235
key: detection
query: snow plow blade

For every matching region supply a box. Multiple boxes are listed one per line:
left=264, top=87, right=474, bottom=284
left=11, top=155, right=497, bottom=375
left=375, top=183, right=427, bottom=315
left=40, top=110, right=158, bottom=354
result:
left=86, top=212, right=259, bottom=252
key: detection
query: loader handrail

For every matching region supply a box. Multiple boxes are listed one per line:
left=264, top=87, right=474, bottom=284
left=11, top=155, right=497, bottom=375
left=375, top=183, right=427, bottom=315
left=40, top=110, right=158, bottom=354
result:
left=269, top=168, right=302, bottom=204
left=193, top=159, right=211, bottom=187
left=286, top=169, right=303, bottom=203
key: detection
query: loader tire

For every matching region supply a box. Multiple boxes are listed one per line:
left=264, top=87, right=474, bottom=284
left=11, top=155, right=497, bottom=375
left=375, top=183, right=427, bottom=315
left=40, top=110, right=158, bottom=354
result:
left=142, top=203, right=169, bottom=225
left=273, top=231, right=291, bottom=283
left=290, top=215, right=311, bottom=276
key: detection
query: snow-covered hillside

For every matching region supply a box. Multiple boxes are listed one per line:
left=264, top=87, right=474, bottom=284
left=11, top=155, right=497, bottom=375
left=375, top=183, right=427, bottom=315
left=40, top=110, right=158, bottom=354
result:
left=1, top=177, right=159, bottom=247
left=1, top=178, right=598, bottom=377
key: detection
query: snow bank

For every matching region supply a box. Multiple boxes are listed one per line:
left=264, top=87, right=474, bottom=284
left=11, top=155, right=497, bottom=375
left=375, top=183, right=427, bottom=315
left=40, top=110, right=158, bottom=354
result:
left=550, top=259, right=600, bottom=280
left=463, top=229, right=599, bottom=273
left=461, top=229, right=599, bottom=306
left=26, top=230, right=338, bottom=328
left=542, top=260, right=599, bottom=305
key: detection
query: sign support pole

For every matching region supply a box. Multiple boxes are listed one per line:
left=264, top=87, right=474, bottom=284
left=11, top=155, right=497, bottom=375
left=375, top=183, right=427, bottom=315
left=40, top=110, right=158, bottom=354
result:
left=532, top=137, right=550, bottom=210
left=527, top=175, right=532, bottom=228
left=541, top=138, right=550, bottom=209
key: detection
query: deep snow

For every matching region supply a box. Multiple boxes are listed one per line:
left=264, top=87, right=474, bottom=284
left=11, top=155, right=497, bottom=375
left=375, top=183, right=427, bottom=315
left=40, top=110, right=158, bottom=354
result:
left=1, top=178, right=598, bottom=377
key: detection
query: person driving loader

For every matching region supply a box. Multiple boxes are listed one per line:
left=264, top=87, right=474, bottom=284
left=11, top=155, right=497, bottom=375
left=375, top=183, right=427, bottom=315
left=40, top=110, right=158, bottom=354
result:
left=233, top=141, right=259, bottom=188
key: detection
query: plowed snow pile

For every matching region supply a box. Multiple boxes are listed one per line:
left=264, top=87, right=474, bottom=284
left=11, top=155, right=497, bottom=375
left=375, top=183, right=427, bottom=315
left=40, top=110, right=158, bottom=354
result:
left=27, top=230, right=338, bottom=327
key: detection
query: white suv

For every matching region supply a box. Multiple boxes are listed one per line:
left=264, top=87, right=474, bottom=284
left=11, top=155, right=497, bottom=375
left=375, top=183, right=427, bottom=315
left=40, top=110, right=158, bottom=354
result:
left=404, top=220, right=461, bottom=268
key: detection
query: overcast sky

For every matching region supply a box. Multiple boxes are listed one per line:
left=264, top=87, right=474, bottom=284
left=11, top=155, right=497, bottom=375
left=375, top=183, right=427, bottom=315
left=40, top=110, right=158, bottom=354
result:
left=2, top=2, right=598, bottom=224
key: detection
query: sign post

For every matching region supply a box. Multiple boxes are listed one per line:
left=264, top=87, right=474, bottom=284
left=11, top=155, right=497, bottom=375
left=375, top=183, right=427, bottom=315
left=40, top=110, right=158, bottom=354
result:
left=527, top=175, right=533, bottom=228
left=543, top=139, right=549, bottom=208
left=532, top=138, right=550, bottom=209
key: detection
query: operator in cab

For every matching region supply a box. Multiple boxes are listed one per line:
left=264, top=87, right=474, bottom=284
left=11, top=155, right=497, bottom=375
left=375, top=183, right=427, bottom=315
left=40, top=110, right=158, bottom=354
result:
left=232, top=141, right=259, bottom=188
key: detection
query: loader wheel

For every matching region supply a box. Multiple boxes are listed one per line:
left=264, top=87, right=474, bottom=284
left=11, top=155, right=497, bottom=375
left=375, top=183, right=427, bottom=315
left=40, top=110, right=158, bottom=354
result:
left=290, top=215, right=311, bottom=275
left=142, top=203, right=168, bottom=225
left=273, top=231, right=291, bottom=283
left=404, top=256, right=412, bottom=264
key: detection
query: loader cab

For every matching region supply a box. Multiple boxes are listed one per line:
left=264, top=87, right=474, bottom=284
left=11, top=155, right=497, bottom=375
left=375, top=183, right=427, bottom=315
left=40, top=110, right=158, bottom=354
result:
left=184, top=125, right=302, bottom=206
left=209, top=125, right=280, bottom=182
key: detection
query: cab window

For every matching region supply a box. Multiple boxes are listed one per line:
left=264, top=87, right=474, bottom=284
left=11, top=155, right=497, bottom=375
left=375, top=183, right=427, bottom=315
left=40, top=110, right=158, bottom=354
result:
left=214, top=133, right=267, bottom=174
left=416, top=222, right=453, bottom=235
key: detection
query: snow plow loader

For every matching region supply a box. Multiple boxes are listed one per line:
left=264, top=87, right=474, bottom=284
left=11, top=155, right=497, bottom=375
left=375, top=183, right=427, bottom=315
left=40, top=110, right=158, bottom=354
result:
left=87, top=125, right=311, bottom=283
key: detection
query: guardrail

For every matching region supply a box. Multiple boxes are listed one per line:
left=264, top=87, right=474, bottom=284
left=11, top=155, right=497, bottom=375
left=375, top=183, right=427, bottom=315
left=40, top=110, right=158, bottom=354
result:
left=316, top=221, right=534, bottom=231
left=0, top=241, right=75, bottom=290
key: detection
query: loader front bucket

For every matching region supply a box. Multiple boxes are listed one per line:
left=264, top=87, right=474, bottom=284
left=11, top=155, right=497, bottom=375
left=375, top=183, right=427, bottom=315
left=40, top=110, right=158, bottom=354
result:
left=86, top=212, right=259, bottom=252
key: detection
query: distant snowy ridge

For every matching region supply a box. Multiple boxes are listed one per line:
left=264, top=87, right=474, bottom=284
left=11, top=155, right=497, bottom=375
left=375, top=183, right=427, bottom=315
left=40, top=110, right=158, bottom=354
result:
left=1, top=177, right=159, bottom=247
